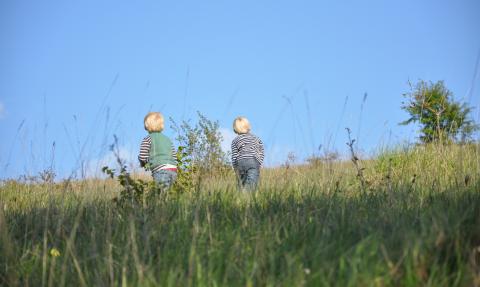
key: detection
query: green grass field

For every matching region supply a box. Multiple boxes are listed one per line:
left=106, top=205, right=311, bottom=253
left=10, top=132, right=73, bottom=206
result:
left=1, top=144, right=480, bottom=286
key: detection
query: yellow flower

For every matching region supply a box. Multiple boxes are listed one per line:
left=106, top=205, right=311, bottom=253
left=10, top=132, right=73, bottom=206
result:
left=50, top=248, right=61, bottom=257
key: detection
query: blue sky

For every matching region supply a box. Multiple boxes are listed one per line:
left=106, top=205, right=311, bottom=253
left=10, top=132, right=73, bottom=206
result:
left=1, top=0, right=480, bottom=179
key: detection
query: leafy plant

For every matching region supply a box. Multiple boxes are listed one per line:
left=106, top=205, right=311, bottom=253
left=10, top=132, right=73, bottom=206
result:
left=400, top=80, right=478, bottom=143
left=171, top=112, right=230, bottom=174
left=172, top=145, right=196, bottom=193
left=102, top=165, right=155, bottom=206
left=102, top=136, right=159, bottom=206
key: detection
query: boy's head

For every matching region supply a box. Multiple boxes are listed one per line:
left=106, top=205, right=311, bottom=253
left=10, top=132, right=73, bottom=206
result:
left=144, top=112, right=164, bottom=132
left=233, top=116, right=251, bottom=134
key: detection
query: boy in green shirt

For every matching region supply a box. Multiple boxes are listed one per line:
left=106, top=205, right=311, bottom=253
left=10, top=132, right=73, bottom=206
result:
left=138, top=112, right=177, bottom=189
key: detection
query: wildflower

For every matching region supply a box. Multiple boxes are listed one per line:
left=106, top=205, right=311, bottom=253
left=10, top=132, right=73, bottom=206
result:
left=304, top=268, right=311, bottom=275
left=50, top=248, right=61, bottom=257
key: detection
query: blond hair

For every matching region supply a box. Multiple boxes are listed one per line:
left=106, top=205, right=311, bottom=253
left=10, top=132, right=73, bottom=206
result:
left=144, top=112, right=164, bottom=132
left=233, top=116, right=251, bottom=134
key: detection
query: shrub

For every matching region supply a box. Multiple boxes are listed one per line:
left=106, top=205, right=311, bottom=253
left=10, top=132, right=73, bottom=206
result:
left=171, top=112, right=230, bottom=174
left=400, top=80, right=478, bottom=143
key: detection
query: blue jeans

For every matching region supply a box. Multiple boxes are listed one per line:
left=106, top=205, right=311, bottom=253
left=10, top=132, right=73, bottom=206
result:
left=152, top=170, right=177, bottom=190
left=235, top=158, right=260, bottom=191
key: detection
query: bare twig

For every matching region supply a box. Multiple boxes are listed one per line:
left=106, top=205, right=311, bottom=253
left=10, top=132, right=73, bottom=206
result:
left=346, top=128, right=366, bottom=192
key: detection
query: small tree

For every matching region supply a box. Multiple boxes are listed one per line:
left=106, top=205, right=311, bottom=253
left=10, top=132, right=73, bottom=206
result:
left=171, top=112, right=230, bottom=173
left=400, top=80, right=478, bottom=143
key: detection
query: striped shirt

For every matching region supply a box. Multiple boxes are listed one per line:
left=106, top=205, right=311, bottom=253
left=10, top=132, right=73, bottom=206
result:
left=231, top=133, right=264, bottom=168
left=138, top=135, right=177, bottom=173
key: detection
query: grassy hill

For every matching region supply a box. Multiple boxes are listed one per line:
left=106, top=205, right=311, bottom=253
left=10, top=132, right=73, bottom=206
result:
left=1, top=144, right=480, bottom=286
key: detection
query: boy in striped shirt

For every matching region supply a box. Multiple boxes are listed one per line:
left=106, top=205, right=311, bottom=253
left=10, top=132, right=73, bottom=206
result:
left=231, top=116, right=264, bottom=190
left=138, top=112, right=177, bottom=189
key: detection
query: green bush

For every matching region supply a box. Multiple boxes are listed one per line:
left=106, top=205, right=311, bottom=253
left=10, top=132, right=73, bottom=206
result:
left=400, top=80, right=478, bottom=143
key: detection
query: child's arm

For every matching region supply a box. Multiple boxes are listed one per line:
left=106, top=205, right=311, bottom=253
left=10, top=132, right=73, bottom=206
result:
left=231, top=140, right=238, bottom=169
left=171, top=143, right=177, bottom=164
left=258, top=138, right=265, bottom=167
left=138, top=136, right=151, bottom=167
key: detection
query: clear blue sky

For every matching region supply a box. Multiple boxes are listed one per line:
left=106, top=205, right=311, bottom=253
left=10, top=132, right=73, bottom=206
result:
left=1, top=0, right=479, bottom=179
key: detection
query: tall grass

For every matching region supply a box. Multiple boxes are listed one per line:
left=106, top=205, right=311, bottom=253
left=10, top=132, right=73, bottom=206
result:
left=1, top=144, right=480, bottom=286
